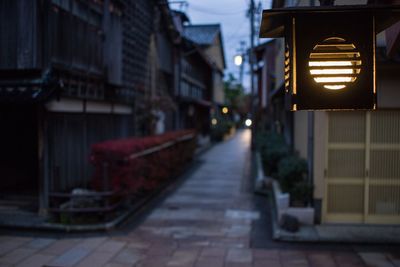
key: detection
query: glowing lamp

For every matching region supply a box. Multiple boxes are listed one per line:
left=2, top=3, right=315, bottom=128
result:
left=259, top=5, right=400, bottom=110
left=245, top=119, right=252, bottom=127
left=309, top=37, right=361, bottom=90
left=234, top=55, right=243, bottom=66
left=222, top=107, right=229, bottom=114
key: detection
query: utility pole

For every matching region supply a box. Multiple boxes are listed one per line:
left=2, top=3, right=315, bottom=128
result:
left=238, top=41, right=246, bottom=86
left=249, top=0, right=256, bottom=149
left=254, top=1, right=262, bottom=45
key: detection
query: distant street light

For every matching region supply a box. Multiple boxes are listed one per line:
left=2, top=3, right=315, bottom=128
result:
left=245, top=119, right=252, bottom=127
left=211, top=118, right=218, bottom=125
left=234, top=55, right=243, bottom=66
left=222, top=107, right=229, bottom=114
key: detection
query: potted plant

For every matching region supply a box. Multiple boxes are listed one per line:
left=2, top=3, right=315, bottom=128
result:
left=277, top=155, right=310, bottom=206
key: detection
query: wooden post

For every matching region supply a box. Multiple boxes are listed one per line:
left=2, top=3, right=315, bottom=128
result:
left=103, top=162, right=110, bottom=191
left=38, top=107, right=48, bottom=216
left=102, top=162, right=110, bottom=221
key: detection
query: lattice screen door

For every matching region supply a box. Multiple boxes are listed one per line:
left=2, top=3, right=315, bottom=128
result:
left=324, top=111, right=400, bottom=224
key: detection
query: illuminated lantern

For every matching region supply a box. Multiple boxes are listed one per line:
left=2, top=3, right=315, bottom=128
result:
left=259, top=5, right=400, bottom=110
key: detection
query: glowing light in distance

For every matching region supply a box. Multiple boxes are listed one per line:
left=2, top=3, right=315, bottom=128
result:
left=211, top=118, right=217, bottom=125
left=222, top=107, right=229, bottom=114
left=234, top=55, right=243, bottom=66
left=245, top=119, right=252, bottom=127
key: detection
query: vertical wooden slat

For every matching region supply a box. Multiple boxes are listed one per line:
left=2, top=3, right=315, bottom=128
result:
left=0, top=0, right=18, bottom=69
left=38, top=108, right=49, bottom=214
left=364, top=111, right=371, bottom=222
left=322, top=112, right=329, bottom=223
left=17, top=0, right=34, bottom=68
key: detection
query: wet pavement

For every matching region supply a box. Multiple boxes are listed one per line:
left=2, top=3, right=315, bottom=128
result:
left=0, top=129, right=399, bottom=266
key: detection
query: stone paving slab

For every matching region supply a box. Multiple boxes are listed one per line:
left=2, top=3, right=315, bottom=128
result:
left=0, top=237, right=32, bottom=257
left=15, top=253, right=54, bottom=267
left=0, top=130, right=398, bottom=267
left=24, top=238, right=55, bottom=250
left=359, top=253, right=396, bottom=267
left=75, top=251, right=117, bottom=267
left=48, top=246, right=92, bottom=266
left=0, top=248, right=36, bottom=265
left=40, top=238, right=82, bottom=256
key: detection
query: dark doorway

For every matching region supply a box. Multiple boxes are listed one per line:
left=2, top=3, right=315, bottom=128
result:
left=0, top=104, right=39, bottom=211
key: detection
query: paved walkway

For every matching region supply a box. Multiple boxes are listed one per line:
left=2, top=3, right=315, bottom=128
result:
left=0, top=130, right=398, bottom=266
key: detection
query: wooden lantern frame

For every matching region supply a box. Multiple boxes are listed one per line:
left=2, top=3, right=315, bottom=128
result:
left=259, top=5, right=400, bottom=110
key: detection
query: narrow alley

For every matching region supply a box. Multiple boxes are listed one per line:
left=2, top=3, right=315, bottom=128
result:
left=1, top=0, right=400, bottom=266
left=0, top=130, right=392, bottom=267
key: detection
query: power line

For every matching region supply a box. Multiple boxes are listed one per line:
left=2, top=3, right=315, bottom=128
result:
left=225, top=23, right=248, bottom=42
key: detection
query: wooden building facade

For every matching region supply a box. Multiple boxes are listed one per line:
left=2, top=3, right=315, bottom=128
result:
left=0, top=0, right=181, bottom=216
left=258, top=0, right=400, bottom=226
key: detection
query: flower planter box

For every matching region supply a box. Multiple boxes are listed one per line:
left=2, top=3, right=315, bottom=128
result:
left=271, top=177, right=315, bottom=225
left=90, top=129, right=197, bottom=195
left=255, top=152, right=314, bottom=225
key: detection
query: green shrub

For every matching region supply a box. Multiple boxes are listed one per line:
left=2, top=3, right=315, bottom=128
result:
left=257, top=131, right=289, bottom=176
left=256, top=131, right=285, bottom=151
left=290, top=181, right=313, bottom=206
left=257, top=131, right=312, bottom=206
left=277, top=155, right=312, bottom=205
left=277, top=155, right=307, bottom=191
left=211, top=119, right=234, bottom=142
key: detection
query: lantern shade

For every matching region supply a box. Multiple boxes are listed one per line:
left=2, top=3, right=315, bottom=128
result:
left=259, top=5, right=400, bottom=39
left=260, top=5, right=400, bottom=110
